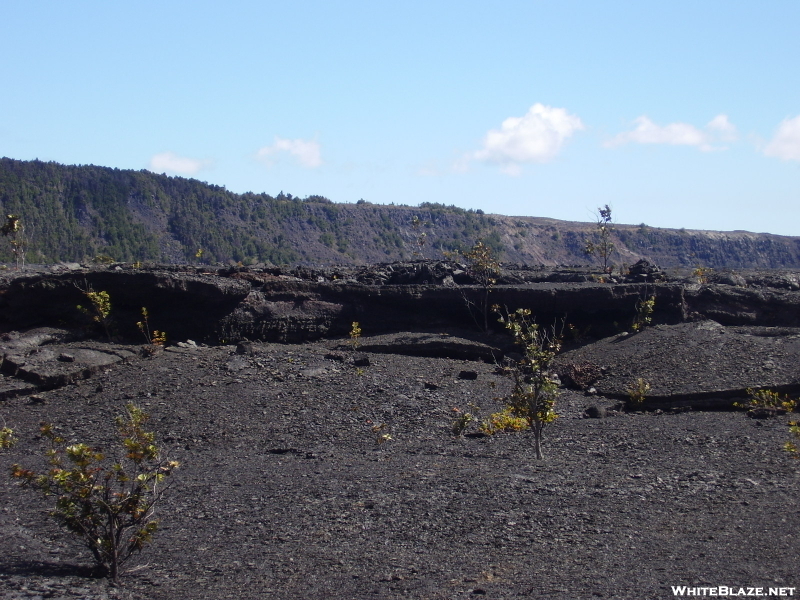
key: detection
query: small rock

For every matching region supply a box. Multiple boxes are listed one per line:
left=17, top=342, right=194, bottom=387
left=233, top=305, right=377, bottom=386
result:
left=58, top=353, right=75, bottom=362
left=353, top=355, right=370, bottom=367
left=583, top=405, right=607, bottom=419
left=300, top=367, right=327, bottom=378
left=236, top=341, right=255, bottom=355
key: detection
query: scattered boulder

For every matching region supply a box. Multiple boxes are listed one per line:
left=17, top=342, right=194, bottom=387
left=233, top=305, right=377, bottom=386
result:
left=583, top=405, right=608, bottom=419
left=236, top=341, right=255, bottom=355
left=624, top=259, right=667, bottom=283
left=352, top=355, right=371, bottom=367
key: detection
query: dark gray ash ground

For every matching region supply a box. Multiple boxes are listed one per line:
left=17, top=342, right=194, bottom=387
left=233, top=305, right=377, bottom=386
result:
left=1, top=337, right=798, bottom=600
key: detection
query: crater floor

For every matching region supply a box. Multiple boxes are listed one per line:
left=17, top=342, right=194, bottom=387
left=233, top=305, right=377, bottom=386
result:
left=1, top=338, right=798, bottom=599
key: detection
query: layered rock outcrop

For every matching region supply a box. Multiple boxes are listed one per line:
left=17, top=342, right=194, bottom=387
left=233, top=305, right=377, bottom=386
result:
left=2, top=261, right=800, bottom=409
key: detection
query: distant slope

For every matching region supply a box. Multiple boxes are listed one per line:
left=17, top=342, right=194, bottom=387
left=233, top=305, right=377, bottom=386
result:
left=1, top=157, right=799, bottom=268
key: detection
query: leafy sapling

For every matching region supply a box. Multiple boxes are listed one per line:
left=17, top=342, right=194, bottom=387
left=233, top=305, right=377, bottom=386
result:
left=137, top=307, right=167, bottom=347
left=494, top=307, right=562, bottom=459
left=451, top=403, right=481, bottom=437
left=349, top=321, right=362, bottom=349
left=462, top=239, right=501, bottom=332
left=10, top=404, right=179, bottom=581
left=1, top=214, right=28, bottom=269
left=76, top=284, right=113, bottom=340
left=0, top=417, right=17, bottom=449
left=371, top=422, right=392, bottom=444
left=410, top=215, right=428, bottom=258
left=632, top=295, right=656, bottom=332
left=786, top=421, right=800, bottom=457
left=626, top=378, right=651, bottom=408
left=584, top=205, right=615, bottom=274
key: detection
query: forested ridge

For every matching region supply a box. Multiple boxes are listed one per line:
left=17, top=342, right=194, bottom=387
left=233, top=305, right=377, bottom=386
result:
left=1, top=157, right=799, bottom=269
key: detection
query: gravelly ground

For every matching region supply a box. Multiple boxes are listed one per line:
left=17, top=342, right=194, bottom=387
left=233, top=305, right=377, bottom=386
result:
left=1, top=339, right=798, bottom=600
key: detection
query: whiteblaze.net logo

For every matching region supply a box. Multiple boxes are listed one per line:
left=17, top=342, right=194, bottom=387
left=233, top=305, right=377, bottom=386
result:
left=671, top=587, right=796, bottom=597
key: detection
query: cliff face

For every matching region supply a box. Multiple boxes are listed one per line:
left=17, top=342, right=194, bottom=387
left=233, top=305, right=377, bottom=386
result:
left=1, top=157, right=799, bottom=268
left=4, top=262, right=800, bottom=410
left=3, top=263, right=800, bottom=346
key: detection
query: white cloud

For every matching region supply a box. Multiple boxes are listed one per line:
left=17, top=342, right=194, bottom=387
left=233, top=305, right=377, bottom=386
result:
left=763, top=115, right=800, bottom=162
left=149, top=152, right=211, bottom=175
left=706, top=114, right=738, bottom=142
left=606, top=114, right=738, bottom=151
left=472, top=103, right=585, bottom=173
left=256, top=137, right=322, bottom=168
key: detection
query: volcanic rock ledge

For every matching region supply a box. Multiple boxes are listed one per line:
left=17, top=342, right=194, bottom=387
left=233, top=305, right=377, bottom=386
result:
left=555, top=320, right=800, bottom=408
left=2, top=262, right=800, bottom=408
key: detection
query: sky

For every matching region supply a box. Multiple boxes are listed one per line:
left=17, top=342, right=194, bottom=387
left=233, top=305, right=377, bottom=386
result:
left=2, top=1, right=799, bottom=236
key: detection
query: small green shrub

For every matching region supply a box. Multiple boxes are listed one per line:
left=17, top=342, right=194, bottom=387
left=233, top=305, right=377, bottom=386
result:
left=349, top=321, right=362, bottom=349
left=786, top=421, right=800, bottom=456
left=632, top=295, right=656, bottom=332
left=137, top=307, right=167, bottom=347
left=76, top=285, right=113, bottom=340
left=371, top=422, right=392, bottom=444
left=0, top=421, right=16, bottom=449
left=626, top=378, right=651, bottom=407
left=479, top=406, right=529, bottom=435
left=735, top=388, right=797, bottom=412
left=451, top=404, right=480, bottom=437
left=10, top=404, right=179, bottom=581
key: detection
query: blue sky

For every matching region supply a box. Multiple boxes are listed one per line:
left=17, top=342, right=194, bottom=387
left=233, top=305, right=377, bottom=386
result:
left=2, top=1, right=799, bottom=235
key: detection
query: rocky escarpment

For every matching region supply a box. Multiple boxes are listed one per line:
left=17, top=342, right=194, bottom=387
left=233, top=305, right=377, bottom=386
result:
left=2, top=260, right=800, bottom=410
left=3, top=261, right=800, bottom=343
